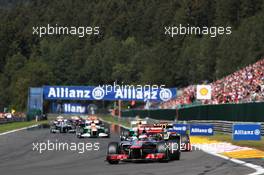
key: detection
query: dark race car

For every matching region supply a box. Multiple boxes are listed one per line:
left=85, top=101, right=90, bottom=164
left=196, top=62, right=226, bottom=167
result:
left=50, top=116, right=79, bottom=133
left=106, top=127, right=181, bottom=164
left=180, top=134, right=191, bottom=151
left=166, top=123, right=192, bottom=151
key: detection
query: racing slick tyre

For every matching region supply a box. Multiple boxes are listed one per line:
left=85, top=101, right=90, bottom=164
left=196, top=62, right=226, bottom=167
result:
left=168, top=140, right=181, bottom=160
left=105, top=128, right=110, bottom=138
left=107, top=142, right=120, bottom=164
left=120, top=130, right=129, bottom=141
left=76, top=127, right=84, bottom=138
left=181, top=135, right=191, bottom=151
left=60, top=127, right=64, bottom=133
left=157, top=142, right=169, bottom=163
left=50, top=128, right=55, bottom=133
left=50, top=126, right=56, bottom=133
left=76, top=133, right=83, bottom=138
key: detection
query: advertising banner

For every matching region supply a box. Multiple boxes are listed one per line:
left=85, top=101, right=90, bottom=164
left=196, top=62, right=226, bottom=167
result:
left=168, top=124, right=189, bottom=135
left=190, top=124, right=214, bottom=136
left=43, top=86, right=177, bottom=102
left=233, top=124, right=261, bottom=141
left=52, top=103, right=87, bottom=114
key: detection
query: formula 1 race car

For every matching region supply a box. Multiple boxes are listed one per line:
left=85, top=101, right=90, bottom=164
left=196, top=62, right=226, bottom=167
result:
left=120, top=120, right=148, bottom=141
left=76, top=118, right=109, bottom=138
left=151, top=121, right=192, bottom=151
left=106, top=125, right=181, bottom=164
left=180, top=134, right=191, bottom=151
left=50, top=116, right=77, bottom=133
left=166, top=123, right=192, bottom=151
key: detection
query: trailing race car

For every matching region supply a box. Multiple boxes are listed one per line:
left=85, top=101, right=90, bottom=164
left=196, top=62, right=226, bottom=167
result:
left=166, top=123, right=192, bottom=151
left=120, top=119, right=147, bottom=141
left=76, top=118, right=109, bottom=138
left=130, top=120, right=147, bottom=132
left=180, top=134, right=191, bottom=151
left=106, top=125, right=181, bottom=164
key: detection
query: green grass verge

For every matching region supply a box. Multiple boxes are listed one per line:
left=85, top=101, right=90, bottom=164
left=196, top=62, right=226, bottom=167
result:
left=0, top=120, right=48, bottom=133
left=99, top=115, right=130, bottom=128
left=206, top=132, right=264, bottom=151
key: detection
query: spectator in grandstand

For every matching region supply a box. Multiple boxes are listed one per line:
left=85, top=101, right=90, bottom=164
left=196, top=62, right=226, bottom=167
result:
left=160, top=58, right=264, bottom=109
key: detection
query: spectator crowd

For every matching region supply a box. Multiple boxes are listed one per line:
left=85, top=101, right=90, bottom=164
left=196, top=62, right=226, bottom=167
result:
left=161, top=58, right=264, bottom=109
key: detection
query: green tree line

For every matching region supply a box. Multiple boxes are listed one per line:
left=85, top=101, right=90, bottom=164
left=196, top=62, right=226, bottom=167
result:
left=0, top=0, right=263, bottom=110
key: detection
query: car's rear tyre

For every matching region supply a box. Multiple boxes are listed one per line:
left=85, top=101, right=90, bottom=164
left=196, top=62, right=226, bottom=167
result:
left=107, top=142, right=120, bottom=164
left=157, top=142, right=169, bottom=162
left=108, top=160, right=119, bottom=164
left=120, top=130, right=129, bottom=141
left=168, top=138, right=181, bottom=160
left=108, top=142, right=119, bottom=154
left=76, top=134, right=82, bottom=138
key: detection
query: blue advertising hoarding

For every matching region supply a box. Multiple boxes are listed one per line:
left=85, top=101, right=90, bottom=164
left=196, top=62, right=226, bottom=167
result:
left=27, top=87, right=43, bottom=112
left=233, top=124, right=261, bottom=141
left=190, top=124, right=214, bottom=136
left=43, top=86, right=177, bottom=102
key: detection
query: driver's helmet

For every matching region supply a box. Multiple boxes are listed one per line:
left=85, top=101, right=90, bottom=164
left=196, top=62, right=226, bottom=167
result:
left=163, top=133, right=170, bottom=140
left=131, top=135, right=138, bottom=141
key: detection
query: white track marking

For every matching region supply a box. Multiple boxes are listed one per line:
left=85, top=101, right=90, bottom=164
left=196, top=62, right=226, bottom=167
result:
left=194, top=145, right=264, bottom=175
left=0, top=125, right=38, bottom=136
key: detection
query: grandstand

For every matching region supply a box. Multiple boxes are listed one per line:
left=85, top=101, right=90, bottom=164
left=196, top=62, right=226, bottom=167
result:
left=161, top=59, right=264, bottom=109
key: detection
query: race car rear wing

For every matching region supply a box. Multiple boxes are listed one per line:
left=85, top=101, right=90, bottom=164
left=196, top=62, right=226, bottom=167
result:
left=130, top=120, right=147, bottom=125
left=138, top=124, right=164, bottom=134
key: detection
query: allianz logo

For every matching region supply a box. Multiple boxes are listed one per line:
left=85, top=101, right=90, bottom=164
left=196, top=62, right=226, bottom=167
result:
left=234, top=129, right=260, bottom=135
left=173, top=126, right=187, bottom=131
left=48, top=88, right=91, bottom=98
left=191, top=128, right=213, bottom=133
left=64, top=104, right=86, bottom=113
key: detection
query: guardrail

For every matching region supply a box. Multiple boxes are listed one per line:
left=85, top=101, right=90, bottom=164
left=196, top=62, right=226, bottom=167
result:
left=185, top=120, right=264, bottom=136
left=0, top=117, right=26, bottom=124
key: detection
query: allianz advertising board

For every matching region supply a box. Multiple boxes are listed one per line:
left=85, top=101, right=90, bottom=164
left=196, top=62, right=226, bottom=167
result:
left=168, top=124, right=189, bottom=135
left=232, top=124, right=261, bottom=141
left=190, top=124, right=214, bottom=136
left=43, top=86, right=177, bottom=102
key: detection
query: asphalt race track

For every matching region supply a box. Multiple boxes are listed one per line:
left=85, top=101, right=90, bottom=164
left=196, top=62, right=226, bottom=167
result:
left=0, top=123, right=255, bottom=175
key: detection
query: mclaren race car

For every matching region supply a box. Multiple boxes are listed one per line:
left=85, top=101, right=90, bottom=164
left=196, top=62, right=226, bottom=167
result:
left=106, top=125, right=181, bottom=164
